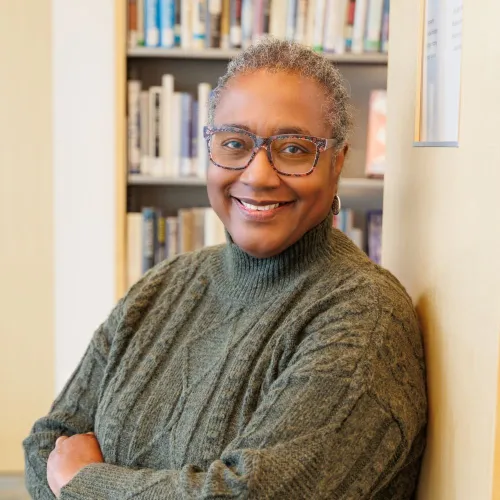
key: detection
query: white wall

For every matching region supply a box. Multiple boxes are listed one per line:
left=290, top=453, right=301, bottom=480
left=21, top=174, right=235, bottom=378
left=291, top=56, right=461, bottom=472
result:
left=383, top=2, right=500, bottom=498
left=53, top=0, right=117, bottom=391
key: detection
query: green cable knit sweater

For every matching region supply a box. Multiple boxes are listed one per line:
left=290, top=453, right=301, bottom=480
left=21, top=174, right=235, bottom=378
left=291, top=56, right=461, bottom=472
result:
left=24, top=213, right=427, bottom=499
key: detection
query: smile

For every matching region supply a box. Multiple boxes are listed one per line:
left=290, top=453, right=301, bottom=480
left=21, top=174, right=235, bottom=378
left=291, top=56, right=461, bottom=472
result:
left=232, top=197, right=294, bottom=220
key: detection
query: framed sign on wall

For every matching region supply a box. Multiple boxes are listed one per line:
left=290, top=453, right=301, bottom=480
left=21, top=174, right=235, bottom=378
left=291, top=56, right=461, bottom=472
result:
left=414, top=0, right=463, bottom=147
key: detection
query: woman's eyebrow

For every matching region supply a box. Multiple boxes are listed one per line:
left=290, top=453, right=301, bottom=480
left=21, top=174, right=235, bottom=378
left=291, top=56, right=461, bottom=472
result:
left=218, top=124, right=313, bottom=136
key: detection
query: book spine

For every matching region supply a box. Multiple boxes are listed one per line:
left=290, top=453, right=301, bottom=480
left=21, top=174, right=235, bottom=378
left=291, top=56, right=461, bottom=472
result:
left=352, top=0, right=368, bottom=53
left=181, top=0, right=192, bottom=48
left=294, top=0, right=308, bottom=43
left=159, top=0, right=176, bottom=47
left=165, top=216, right=179, bottom=258
left=178, top=209, right=195, bottom=253
left=285, top=0, right=297, bottom=41
left=174, top=0, right=182, bottom=45
left=139, top=90, right=149, bottom=174
left=312, top=0, right=326, bottom=51
left=241, top=0, right=253, bottom=48
left=192, top=208, right=206, bottom=251
left=344, top=0, right=356, bottom=51
left=154, top=210, right=166, bottom=264
left=367, top=210, right=383, bottom=264
left=364, top=0, right=384, bottom=52
left=144, top=0, right=160, bottom=46
left=137, top=0, right=145, bottom=45
left=365, top=89, right=387, bottom=178
left=197, top=83, right=212, bottom=178
left=171, top=92, right=182, bottom=177
left=126, top=212, right=143, bottom=288
left=221, top=0, right=231, bottom=48
left=270, top=0, right=286, bottom=39
left=142, top=207, right=156, bottom=273
left=380, top=0, right=389, bottom=53
left=148, top=86, right=163, bottom=176
left=128, top=81, right=141, bottom=174
left=229, top=0, right=243, bottom=47
left=128, top=0, right=139, bottom=48
left=180, top=94, right=193, bottom=177
left=192, top=0, right=207, bottom=49
left=323, top=0, right=348, bottom=53
left=304, top=0, right=315, bottom=45
left=161, top=74, right=174, bottom=177
left=206, top=0, right=223, bottom=48
left=263, top=0, right=271, bottom=36
left=204, top=208, right=226, bottom=246
left=251, top=0, right=264, bottom=43
left=191, top=100, right=199, bottom=174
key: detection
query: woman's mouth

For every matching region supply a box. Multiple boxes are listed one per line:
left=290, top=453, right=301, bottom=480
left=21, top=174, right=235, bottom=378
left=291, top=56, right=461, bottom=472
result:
left=232, top=197, right=294, bottom=220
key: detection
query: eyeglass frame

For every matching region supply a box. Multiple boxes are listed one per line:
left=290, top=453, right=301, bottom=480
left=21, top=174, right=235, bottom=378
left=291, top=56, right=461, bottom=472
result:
left=203, top=125, right=340, bottom=177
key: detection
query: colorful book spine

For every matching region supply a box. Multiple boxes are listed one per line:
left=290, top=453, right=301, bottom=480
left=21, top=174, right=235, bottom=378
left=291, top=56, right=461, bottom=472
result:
left=148, top=86, right=163, bottom=176
left=312, top=0, right=326, bottom=51
left=155, top=210, right=166, bottom=264
left=128, top=81, right=141, bottom=174
left=352, top=0, right=368, bottom=53
left=161, top=74, right=174, bottom=177
left=241, top=0, right=253, bottom=48
left=380, top=0, right=390, bottom=53
left=263, top=0, right=271, bottom=37
left=192, top=0, right=207, bottom=49
left=206, top=0, right=223, bottom=48
left=128, top=0, right=139, bottom=48
left=364, top=0, right=384, bottom=52
left=365, top=89, right=387, bottom=178
left=221, top=0, right=231, bottom=48
left=159, top=0, right=176, bottom=47
left=285, top=0, right=297, bottom=41
left=252, top=0, right=265, bottom=43
left=344, top=0, right=356, bottom=51
left=197, top=83, right=212, bottom=178
left=323, top=0, right=348, bottom=53
left=180, top=93, right=194, bottom=177
left=229, top=0, right=242, bottom=47
left=174, top=0, right=182, bottom=45
left=144, top=0, right=161, bottom=47
left=142, top=207, right=156, bottom=272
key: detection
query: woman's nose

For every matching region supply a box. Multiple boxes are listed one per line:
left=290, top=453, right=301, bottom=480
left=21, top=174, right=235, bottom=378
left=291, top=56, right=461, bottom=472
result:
left=239, top=148, right=281, bottom=188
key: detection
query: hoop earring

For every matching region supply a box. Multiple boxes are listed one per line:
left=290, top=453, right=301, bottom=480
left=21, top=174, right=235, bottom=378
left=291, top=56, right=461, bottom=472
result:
left=332, top=195, right=341, bottom=215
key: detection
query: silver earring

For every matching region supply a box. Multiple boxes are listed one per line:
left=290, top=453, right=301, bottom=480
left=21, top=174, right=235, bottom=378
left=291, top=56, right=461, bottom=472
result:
left=332, top=195, right=341, bottom=215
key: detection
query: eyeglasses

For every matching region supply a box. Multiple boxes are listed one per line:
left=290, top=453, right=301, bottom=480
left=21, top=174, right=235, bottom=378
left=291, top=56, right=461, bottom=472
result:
left=203, top=126, right=339, bottom=177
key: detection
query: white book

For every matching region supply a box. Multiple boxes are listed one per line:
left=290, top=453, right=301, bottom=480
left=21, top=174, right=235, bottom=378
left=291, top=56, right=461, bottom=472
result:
left=294, top=0, right=308, bottom=43
left=128, top=81, right=141, bottom=173
left=148, top=86, right=163, bottom=176
left=304, top=0, right=315, bottom=46
left=127, top=213, right=143, bottom=289
left=285, top=0, right=297, bottom=40
left=161, top=74, right=174, bottom=177
left=192, top=0, right=206, bottom=49
left=165, top=216, right=179, bottom=258
left=312, top=0, right=326, bottom=51
left=270, top=0, right=287, bottom=39
left=364, top=0, right=384, bottom=52
left=139, top=90, right=149, bottom=174
left=171, top=92, right=182, bottom=177
left=181, top=0, right=192, bottom=49
left=241, top=0, right=253, bottom=48
left=323, top=0, right=348, bottom=53
left=197, top=82, right=212, bottom=179
left=203, top=208, right=226, bottom=247
left=352, top=0, right=368, bottom=53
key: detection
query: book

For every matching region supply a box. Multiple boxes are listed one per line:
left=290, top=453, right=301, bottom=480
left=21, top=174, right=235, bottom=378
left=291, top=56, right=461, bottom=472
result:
left=191, top=101, right=199, bottom=173
left=174, top=0, right=182, bottom=45
left=206, top=0, right=223, bottom=48
left=367, top=210, right=383, bottom=264
left=204, top=208, right=226, bottom=246
left=323, top=0, right=349, bottom=53
left=181, top=0, right=192, bottom=48
left=197, top=82, right=212, bottom=178
left=148, top=86, right=163, bottom=176
left=304, top=0, right=315, bottom=46
left=165, top=216, right=179, bottom=258
left=270, top=0, right=287, bottom=40
left=241, top=0, right=253, bottom=48
left=221, top=0, right=231, bottom=48
left=312, top=0, right=326, bottom=51
left=137, top=0, right=145, bottom=45
left=381, top=0, right=390, bottom=53
left=364, top=0, right=384, bottom=52
left=294, top=0, right=308, bottom=43
left=139, top=90, right=149, bottom=174
left=144, top=0, right=161, bottom=47
left=128, top=0, right=139, bottom=48
left=352, top=0, right=368, bottom=53
left=161, top=74, right=175, bottom=177
left=142, top=207, right=157, bottom=272
left=180, top=93, right=194, bottom=177
left=155, top=209, right=167, bottom=263
left=365, top=90, right=387, bottom=178
left=171, top=92, right=182, bottom=177
left=128, top=80, right=141, bottom=174
left=285, top=0, right=297, bottom=41
left=159, top=0, right=176, bottom=47
left=344, top=0, right=356, bottom=51
left=229, top=0, right=243, bottom=48
left=126, top=212, right=143, bottom=289
left=192, top=0, right=207, bottom=49
left=178, top=208, right=195, bottom=253
left=253, top=0, right=266, bottom=43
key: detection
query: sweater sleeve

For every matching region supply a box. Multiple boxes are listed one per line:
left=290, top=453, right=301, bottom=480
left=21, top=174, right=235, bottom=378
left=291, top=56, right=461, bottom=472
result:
left=58, top=308, right=425, bottom=500
left=22, top=298, right=123, bottom=500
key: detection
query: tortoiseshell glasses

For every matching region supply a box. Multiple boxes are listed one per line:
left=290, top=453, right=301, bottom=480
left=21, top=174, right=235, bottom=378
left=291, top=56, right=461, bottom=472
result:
left=203, top=126, right=339, bottom=177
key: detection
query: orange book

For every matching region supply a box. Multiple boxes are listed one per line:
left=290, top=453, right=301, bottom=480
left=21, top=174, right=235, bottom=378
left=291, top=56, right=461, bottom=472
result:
left=365, top=90, right=387, bottom=178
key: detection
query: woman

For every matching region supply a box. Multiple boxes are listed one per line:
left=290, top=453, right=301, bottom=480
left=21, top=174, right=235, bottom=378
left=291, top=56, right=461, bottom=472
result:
left=24, top=38, right=426, bottom=499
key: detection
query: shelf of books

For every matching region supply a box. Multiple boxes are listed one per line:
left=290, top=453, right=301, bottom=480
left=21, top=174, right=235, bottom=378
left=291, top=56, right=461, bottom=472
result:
left=123, top=0, right=389, bottom=293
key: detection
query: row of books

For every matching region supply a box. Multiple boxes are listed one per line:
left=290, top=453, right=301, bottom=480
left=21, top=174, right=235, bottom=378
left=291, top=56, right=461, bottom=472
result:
left=126, top=206, right=382, bottom=288
left=127, top=206, right=226, bottom=288
left=127, top=0, right=390, bottom=54
left=128, top=77, right=211, bottom=177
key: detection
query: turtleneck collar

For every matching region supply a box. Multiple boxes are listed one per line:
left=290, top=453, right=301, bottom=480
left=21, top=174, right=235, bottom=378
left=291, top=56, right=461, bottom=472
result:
left=211, top=212, right=339, bottom=303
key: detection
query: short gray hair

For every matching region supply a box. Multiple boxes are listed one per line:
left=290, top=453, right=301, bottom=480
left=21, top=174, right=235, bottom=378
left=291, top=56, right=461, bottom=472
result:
left=208, top=37, right=353, bottom=148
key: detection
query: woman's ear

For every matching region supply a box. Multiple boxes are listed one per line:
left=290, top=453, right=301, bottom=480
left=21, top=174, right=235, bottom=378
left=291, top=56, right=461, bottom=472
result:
left=333, top=143, right=349, bottom=176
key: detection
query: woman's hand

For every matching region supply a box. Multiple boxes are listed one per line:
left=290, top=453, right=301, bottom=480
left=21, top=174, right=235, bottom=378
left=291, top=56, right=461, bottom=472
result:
left=47, top=432, right=104, bottom=498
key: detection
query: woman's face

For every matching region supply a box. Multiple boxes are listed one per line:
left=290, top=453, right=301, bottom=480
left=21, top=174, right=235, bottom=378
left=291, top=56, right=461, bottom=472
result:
left=207, top=69, right=345, bottom=258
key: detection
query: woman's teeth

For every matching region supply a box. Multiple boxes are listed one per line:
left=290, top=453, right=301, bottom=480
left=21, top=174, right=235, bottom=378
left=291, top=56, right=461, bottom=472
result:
left=240, top=201, right=280, bottom=211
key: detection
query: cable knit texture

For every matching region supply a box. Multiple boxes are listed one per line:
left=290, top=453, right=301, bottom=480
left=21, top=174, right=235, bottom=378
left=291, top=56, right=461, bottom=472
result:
left=23, top=213, right=427, bottom=499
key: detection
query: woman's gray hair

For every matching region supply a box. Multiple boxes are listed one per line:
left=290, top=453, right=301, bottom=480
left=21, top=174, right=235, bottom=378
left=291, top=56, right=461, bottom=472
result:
left=208, top=37, right=353, bottom=148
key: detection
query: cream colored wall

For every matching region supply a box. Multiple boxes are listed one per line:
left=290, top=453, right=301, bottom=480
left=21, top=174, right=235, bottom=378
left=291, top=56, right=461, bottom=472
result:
left=0, top=1, right=54, bottom=472
left=383, top=2, right=500, bottom=499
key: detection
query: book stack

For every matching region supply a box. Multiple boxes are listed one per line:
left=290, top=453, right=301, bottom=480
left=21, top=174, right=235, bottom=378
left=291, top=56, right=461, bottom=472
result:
left=128, top=0, right=390, bottom=54
left=127, top=206, right=226, bottom=288
left=128, top=76, right=211, bottom=178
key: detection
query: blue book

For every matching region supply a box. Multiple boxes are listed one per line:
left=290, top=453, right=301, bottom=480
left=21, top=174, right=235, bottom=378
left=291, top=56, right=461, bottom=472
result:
left=142, top=207, right=157, bottom=273
left=180, top=93, right=193, bottom=177
left=144, top=0, right=160, bottom=47
left=159, top=0, right=176, bottom=47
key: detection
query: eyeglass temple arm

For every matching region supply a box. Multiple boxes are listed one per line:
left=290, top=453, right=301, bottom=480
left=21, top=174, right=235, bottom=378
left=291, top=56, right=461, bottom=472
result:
left=324, top=138, right=342, bottom=151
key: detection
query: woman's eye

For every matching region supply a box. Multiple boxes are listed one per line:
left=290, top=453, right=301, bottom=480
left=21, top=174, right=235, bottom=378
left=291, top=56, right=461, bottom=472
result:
left=222, top=140, right=245, bottom=149
left=282, top=145, right=305, bottom=154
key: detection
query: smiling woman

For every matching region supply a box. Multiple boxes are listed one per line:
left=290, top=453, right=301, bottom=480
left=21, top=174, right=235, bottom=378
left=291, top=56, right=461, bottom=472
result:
left=24, top=38, right=427, bottom=500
